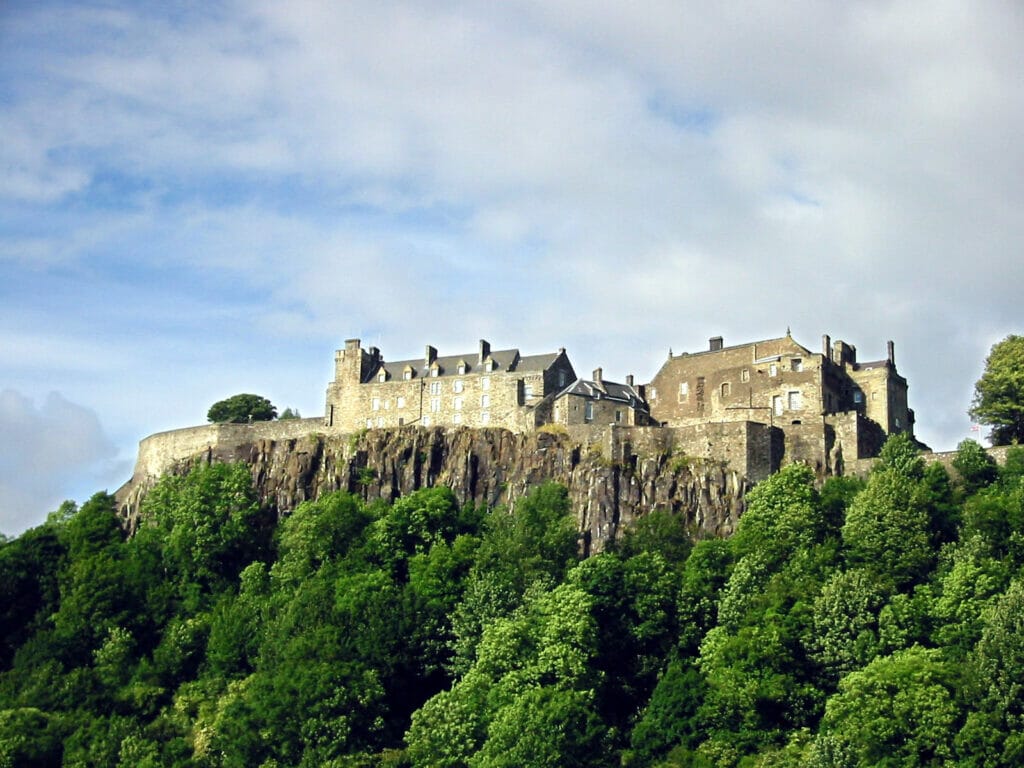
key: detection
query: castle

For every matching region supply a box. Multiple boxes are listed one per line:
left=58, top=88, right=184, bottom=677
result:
left=324, top=331, right=916, bottom=477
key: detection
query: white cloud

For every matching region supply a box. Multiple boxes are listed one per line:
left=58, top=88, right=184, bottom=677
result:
left=0, top=390, right=127, bottom=535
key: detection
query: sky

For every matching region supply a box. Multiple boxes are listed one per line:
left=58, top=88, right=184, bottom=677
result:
left=2, top=0, right=1022, bottom=535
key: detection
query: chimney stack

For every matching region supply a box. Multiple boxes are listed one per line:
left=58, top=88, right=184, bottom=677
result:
left=887, top=340, right=895, bottom=366
left=823, top=334, right=831, bottom=359
left=425, top=345, right=437, bottom=366
left=593, top=367, right=603, bottom=385
left=625, top=374, right=634, bottom=386
left=710, top=336, right=724, bottom=352
left=479, top=339, right=490, bottom=364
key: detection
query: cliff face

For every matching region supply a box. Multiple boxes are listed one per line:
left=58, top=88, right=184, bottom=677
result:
left=118, top=426, right=750, bottom=552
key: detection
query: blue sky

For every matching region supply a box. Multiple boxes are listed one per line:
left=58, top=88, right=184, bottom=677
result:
left=3, top=0, right=1023, bottom=534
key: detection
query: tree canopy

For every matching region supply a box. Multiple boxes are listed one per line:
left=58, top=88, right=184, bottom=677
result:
left=970, top=334, right=1024, bottom=445
left=206, top=393, right=277, bottom=423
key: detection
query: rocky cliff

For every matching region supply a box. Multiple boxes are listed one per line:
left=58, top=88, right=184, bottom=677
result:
left=117, top=426, right=751, bottom=552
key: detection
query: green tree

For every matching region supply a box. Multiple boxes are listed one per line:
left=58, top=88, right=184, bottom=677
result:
left=842, top=469, right=934, bottom=587
left=953, top=439, right=1000, bottom=496
left=207, top=393, right=277, bottom=423
left=816, top=646, right=959, bottom=767
left=970, top=334, right=1024, bottom=445
left=278, top=407, right=301, bottom=420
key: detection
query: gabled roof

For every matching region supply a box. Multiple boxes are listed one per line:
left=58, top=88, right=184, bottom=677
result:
left=366, top=346, right=564, bottom=382
left=556, top=378, right=649, bottom=411
left=672, top=334, right=812, bottom=360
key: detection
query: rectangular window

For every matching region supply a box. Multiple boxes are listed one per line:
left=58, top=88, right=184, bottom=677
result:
left=524, top=384, right=534, bottom=399
left=383, top=399, right=390, bottom=410
left=371, top=397, right=380, bottom=411
left=453, top=380, right=464, bottom=393
left=481, top=377, right=490, bottom=391
left=430, top=397, right=441, bottom=413
left=788, top=391, right=802, bottom=410
left=481, top=411, right=490, bottom=425
left=773, top=395, right=783, bottom=416
left=430, top=382, right=441, bottom=395
left=481, top=394, right=490, bottom=408
left=422, top=415, right=431, bottom=427
left=791, top=358, right=803, bottom=372
left=453, top=412, right=462, bottom=424
left=678, top=382, right=689, bottom=402
left=741, top=368, right=749, bottom=382
left=366, top=418, right=373, bottom=428
left=769, top=363, right=778, bottom=377
left=585, top=401, right=594, bottom=422
left=397, top=396, right=406, bottom=409
left=721, top=382, right=731, bottom=397
left=558, top=370, right=568, bottom=387
left=853, top=391, right=863, bottom=404
left=615, top=410, right=622, bottom=423
left=650, top=387, right=657, bottom=400
left=376, top=417, right=384, bottom=427
left=454, top=397, right=463, bottom=411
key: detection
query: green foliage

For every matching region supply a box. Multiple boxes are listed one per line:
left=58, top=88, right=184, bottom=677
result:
left=616, top=508, right=693, bottom=565
left=278, top=406, right=301, bottom=419
left=954, top=438, right=1000, bottom=496
left=970, top=334, right=1024, bottom=445
left=875, top=431, right=925, bottom=479
left=842, top=469, right=935, bottom=586
left=207, top=393, right=277, bottom=423
left=817, top=646, right=959, bottom=766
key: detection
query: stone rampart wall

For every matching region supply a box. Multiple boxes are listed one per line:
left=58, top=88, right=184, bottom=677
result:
left=132, top=418, right=326, bottom=480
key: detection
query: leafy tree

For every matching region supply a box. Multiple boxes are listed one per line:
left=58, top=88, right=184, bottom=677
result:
left=970, top=334, right=1024, bottom=445
left=956, top=577, right=1024, bottom=764
left=953, top=438, right=1000, bottom=496
left=815, top=646, right=959, bottom=767
left=278, top=407, right=301, bottom=420
left=207, top=393, right=277, bottom=423
left=842, top=469, right=934, bottom=587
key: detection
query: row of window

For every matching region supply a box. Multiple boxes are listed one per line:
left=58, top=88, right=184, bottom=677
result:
left=367, top=411, right=493, bottom=429
left=373, top=394, right=494, bottom=413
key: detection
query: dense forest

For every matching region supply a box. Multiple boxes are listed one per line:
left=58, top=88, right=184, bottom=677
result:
left=2, top=434, right=1024, bottom=767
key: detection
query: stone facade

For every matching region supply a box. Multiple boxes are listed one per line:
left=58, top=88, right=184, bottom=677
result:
left=553, top=368, right=654, bottom=428
left=646, top=332, right=916, bottom=464
left=325, top=338, right=577, bottom=433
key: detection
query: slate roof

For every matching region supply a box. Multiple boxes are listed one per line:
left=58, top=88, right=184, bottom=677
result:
left=367, top=347, right=563, bottom=382
left=557, top=377, right=649, bottom=411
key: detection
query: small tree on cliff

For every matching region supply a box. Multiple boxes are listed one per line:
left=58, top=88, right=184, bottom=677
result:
left=970, top=335, right=1024, bottom=445
left=207, top=394, right=277, bottom=423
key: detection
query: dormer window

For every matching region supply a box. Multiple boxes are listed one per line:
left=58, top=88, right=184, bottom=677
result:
left=377, top=370, right=387, bottom=383
left=484, top=359, right=494, bottom=372
left=457, top=362, right=467, bottom=375
left=403, top=366, right=414, bottom=381
left=430, top=366, right=439, bottom=377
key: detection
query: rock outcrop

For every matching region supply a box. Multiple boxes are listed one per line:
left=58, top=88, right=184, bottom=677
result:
left=117, top=426, right=751, bottom=552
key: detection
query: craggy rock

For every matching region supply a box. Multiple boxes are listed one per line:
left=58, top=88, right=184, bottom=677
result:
left=118, top=427, right=750, bottom=552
